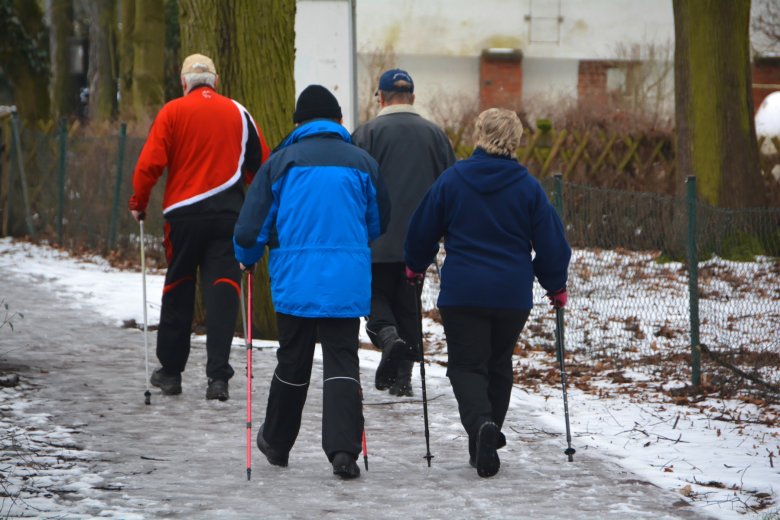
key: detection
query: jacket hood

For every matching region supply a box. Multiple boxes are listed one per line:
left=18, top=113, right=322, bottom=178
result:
left=278, top=119, right=352, bottom=150
left=453, top=148, right=528, bottom=194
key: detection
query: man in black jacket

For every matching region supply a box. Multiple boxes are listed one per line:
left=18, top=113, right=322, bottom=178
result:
left=352, top=69, right=455, bottom=395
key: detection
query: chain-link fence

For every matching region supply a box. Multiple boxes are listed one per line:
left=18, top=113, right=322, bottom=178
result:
left=2, top=120, right=779, bottom=397
left=1, top=117, right=166, bottom=266
left=421, top=176, right=779, bottom=399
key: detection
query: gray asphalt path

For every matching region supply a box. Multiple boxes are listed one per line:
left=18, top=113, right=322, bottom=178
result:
left=0, top=273, right=711, bottom=519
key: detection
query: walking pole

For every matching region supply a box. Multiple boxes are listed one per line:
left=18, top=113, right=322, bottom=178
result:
left=244, top=271, right=254, bottom=480
left=412, top=278, right=434, bottom=467
left=139, top=216, right=151, bottom=406
left=554, top=307, right=576, bottom=462
left=361, top=429, right=369, bottom=471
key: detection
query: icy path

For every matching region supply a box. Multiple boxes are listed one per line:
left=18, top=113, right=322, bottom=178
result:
left=0, top=273, right=710, bottom=519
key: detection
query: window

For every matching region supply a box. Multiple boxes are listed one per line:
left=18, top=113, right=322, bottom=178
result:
left=525, top=0, right=563, bottom=44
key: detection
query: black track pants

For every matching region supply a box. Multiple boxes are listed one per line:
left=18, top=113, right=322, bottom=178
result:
left=156, top=216, right=240, bottom=381
left=366, top=262, right=422, bottom=347
left=263, top=314, right=363, bottom=461
left=440, top=306, right=530, bottom=457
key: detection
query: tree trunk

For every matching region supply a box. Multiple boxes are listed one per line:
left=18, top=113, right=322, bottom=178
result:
left=131, top=0, right=166, bottom=122
left=178, top=0, right=296, bottom=339
left=0, top=0, right=51, bottom=125
left=163, top=0, right=181, bottom=102
left=673, top=0, right=764, bottom=208
left=50, top=0, right=78, bottom=121
left=87, top=0, right=117, bottom=122
left=118, top=0, right=135, bottom=121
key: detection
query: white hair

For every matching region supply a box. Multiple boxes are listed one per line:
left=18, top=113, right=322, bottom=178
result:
left=474, top=108, right=523, bottom=157
left=182, top=72, right=216, bottom=94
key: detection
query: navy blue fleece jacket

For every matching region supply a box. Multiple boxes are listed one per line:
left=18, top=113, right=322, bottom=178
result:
left=404, top=148, right=571, bottom=310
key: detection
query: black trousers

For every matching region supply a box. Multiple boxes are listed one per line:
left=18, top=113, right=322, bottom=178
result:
left=156, top=216, right=240, bottom=381
left=263, top=314, right=363, bottom=461
left=366, top=262, right=421, bottom=348
left=440, top=306, right=530, bottom=457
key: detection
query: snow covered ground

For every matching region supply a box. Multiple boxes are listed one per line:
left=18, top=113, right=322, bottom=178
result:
left=0, top=237, right=777, bottom=519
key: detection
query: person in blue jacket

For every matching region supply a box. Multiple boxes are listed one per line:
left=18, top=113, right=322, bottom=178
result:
left=404, top=108, right=571, bottom=478
left=233, top=85, right=390, bottom=479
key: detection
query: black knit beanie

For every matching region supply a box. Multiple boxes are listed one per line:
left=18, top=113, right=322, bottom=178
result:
left=293, top=85, right=342, bottom=123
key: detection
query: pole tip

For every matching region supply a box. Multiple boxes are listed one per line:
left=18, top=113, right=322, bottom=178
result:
left=247, top=468, right=251, bottom=480
left=144, top=390, right=151, bottom=405
left=565, top=447, right=576, bottom=462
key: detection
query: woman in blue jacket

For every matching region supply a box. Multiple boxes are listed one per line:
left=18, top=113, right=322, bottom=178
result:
left=405, top=108, right=571, bottom=478
left=234, top=85, right=390, bottom=479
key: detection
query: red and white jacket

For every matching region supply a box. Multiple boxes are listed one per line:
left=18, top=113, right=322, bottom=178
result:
left=129, top=86, right=270, bottom=216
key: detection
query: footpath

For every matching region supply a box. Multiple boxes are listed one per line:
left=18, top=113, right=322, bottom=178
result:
left=0, top=270, right=711, bottom=519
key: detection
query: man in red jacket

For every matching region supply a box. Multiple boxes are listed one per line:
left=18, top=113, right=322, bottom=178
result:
left=129, top=53, right=270, bottom=401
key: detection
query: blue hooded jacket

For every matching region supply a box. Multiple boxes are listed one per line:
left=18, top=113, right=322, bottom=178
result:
left=405, top=148, right=570, bottom=310
left=234, top=120, right=390, bottom=318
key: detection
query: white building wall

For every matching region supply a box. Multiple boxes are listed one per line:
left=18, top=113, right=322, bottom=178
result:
left=296, top=0, right=357, bottom=130
left=353, top=0, right=675, bottom=119
left=354, top=0, right=674, bottom=59
left=522, top=57, right=579, bottom=102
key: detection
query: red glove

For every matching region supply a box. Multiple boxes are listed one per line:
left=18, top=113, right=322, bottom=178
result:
left=405, top=266, right=425, bottom=285
left=547, top=287, right=567, bottom=308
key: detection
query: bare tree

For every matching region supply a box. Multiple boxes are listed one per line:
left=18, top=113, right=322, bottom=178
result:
left=673, top=0, right=765, bottom=208
left=612, top=40, right=675, bottom=127
left=178, top=0, right=296, bottom=339
left=0, top=0, right=51, bottom=125
left=751, top=0, right=780, bottom=54
left=118, top=0, right=135, bottom=120
left=356, top=44, right=397, bottom=124
left=86, top=0, right=117, bottom=121
left=130, top=0, right=165, bottom=120
left=50, top=0, right=78, bottom=121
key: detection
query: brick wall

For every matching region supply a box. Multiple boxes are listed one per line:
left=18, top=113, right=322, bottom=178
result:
left=479, top=49, right=523, bottom=111
left=577, top=60, right=614, bottom=104
left=753, top=57, right=780, bottom=112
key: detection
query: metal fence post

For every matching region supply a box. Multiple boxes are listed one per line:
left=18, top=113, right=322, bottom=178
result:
left=686, top=176, right=701, bottom=387
left=57, top=118, right=68, bottom=245
left=553, top=173, right=564, bottom=220
left=10, top=111, right=34, bottom=237
left=108, top=122, right=127, bottom=251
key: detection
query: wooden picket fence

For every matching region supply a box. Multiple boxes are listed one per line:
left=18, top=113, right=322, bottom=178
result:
left=454, top=127, right=780, bottom=197
left=516, top=128, right=677, bottom=193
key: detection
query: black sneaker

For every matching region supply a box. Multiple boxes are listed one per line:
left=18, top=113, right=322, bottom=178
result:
left=150, top=367, right=182, bottom=395
left=475, top=421, right=500, bottom=478
left=331, top=452, right=360, bottom=479
left=206, top=379, right=229, bottom=401
left=256, top=423, right=288, bottom=467
left=389, top=360, right=413, bottom=396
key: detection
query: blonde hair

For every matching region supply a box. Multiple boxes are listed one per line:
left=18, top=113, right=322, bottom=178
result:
left=474, top=108, right=523, bottom=157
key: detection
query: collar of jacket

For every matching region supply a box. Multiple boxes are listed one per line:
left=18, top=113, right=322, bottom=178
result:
left=377, top=104, right=418, bottom=117
left=472, top=146, right=516, bottom=161
left=279, top=119, right=352, bottom=149
left=187, top=84, right=215, bottom=95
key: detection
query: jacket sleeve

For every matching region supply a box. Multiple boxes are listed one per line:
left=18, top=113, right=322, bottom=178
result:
left=365, top=158, right=390, bottom=242
left=404, top=176, right=446, bottom=273
left=530, top=181, right=572, bottom=292
left=128, top=110, right=170, bottom=212
left=437, top=130, right=456, bottom=179
left=233, top=159, right=277, bottom=266
left=241, top=110, right=271, bottom=185
left=351, top=124, right=371, bottom=151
